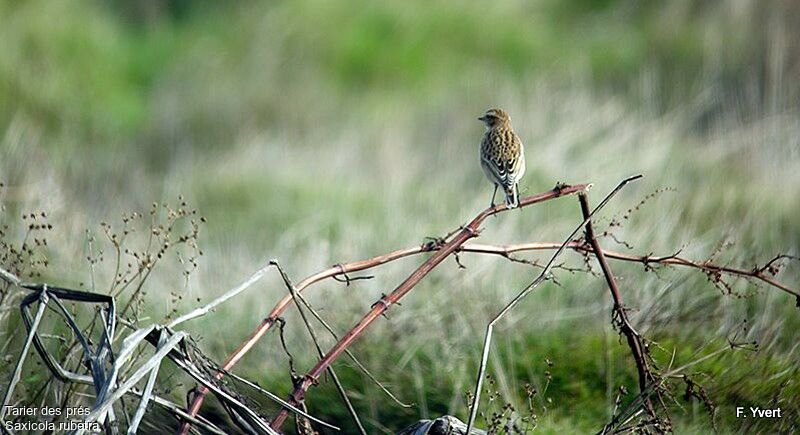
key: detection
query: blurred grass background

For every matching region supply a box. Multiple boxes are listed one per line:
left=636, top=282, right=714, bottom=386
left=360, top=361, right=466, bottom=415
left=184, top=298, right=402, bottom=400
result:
left=1, top=0, right=799, bottom=433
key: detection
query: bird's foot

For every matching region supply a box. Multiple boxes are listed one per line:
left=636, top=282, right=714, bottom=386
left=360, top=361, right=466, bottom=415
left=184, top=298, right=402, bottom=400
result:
left=422, top=236, right=447, bottom=250
left=460, top=225, right=481, bottom=237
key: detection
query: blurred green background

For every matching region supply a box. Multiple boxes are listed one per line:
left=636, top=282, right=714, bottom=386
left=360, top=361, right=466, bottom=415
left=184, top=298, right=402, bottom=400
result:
left=1, top=0, right=799, bottom=433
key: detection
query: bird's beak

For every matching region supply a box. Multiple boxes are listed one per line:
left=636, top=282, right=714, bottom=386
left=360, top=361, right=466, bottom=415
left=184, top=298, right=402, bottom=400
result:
left=477, top=116, right=485, bottom=121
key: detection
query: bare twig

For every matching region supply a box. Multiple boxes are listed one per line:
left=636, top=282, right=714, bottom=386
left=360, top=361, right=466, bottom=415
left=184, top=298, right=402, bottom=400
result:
left=168, top=262, right=272, bottom=329
left=269, top=183, right=593, bottom=430
left=213, top=367, right=337, bottom=431
left=464, top=176, right=641, bottom=433
left=4, top=171, right=795, bottom=434
left=272, top=260, right=363, bottom=434
left=579, top=192, right=666, bottom=429
left=183, top=186, right=593, bottom=433
left=133, top=390, right=226, bottom=435
left=180, top=194, right=800, bottom=431
left=275, top=268, right=412, bottom=409
left=179, top=261, right=410, bottom=434
left=458, top=243, right=800, bottom=299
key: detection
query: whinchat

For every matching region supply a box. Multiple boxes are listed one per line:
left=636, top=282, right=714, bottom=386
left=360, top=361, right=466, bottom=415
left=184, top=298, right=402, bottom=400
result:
left=478, top=108, right=526, bottom=208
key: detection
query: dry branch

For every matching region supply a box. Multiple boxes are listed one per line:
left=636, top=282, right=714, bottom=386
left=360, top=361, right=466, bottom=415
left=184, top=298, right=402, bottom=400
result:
left=0, top=266, right=328, bottom=435
left=272, top=260, right=367, bottom=434
left=179, top=184, right=800, bottom=433
left=464, top=176, right=641, bottom=433
left=2, top=176, right=797, bottom=434
left=460, top=242, right=800, bottom=299
left=268, top=183, right=592, bottom=430
left=167, top=262, right=273, bottom=329
left=578, top=192, right=665, bottom=430
left=180, top=185, right=591, bottom=432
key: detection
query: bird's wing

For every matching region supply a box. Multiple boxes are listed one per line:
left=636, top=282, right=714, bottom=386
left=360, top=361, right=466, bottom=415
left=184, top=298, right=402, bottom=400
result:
left=480, top=132, right=507, bottom=185
left=480, top=152, right=510, bottom=186
left=510, top=136, right=525, bottom=183
left=482, top=130, right=524, bottom=190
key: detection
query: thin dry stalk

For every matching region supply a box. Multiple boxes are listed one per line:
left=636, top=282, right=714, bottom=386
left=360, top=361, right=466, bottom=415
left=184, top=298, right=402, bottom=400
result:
left=578, top=192, right=666, bottom=430
left=0, top=266, right=322, bottom=435
left=0, top=289, right=48, bottom=421
left=272, top=260, right=366, bottom=434
left=167, top=262, right=273, bottom=329
left=461, top=242, right=799, bottom=298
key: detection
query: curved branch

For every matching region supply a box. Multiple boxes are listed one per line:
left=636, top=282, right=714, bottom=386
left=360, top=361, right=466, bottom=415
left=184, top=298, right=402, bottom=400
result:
left=464, top=175, right=642, bottom=433
left=267, top=183, right=592, bottom=430
left=179, top=182, right=799, bottom=432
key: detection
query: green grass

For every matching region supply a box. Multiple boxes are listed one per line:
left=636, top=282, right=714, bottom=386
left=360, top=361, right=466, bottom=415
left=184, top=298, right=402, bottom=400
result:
left=0, top=0, right=779, bottom=153
left=2, top=0, right=800, bottom=433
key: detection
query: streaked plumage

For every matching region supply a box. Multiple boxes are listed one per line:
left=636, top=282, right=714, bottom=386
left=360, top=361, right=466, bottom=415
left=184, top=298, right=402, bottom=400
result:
left=478, top=108, right=526, bottom=208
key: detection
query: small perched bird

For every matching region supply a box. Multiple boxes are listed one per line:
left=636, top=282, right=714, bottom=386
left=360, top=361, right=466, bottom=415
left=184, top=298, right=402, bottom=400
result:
left=478, top=108, right=526, bottom=208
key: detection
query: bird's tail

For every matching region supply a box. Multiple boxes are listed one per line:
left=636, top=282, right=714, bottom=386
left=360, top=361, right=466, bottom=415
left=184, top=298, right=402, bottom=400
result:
left=505, top=183, right=519, bottom=208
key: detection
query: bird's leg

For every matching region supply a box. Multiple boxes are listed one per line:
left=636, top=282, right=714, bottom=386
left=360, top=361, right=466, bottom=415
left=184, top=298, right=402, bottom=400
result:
left=489, top=185, right=500, bottom=218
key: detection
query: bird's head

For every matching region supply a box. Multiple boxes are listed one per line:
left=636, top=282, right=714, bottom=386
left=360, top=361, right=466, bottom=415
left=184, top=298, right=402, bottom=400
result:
left=478, top=108, right=511, bottom=129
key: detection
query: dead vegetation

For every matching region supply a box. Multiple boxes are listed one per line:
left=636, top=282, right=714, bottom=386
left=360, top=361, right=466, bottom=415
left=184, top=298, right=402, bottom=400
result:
left=0, top=178, right=798, bottom=434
